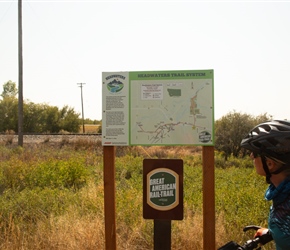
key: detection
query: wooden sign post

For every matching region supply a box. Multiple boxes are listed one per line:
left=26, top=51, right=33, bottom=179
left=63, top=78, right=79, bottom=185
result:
left=103, top=146, right=215, bottom=249
left=202, top=146, right=215, bottom=249
left=143, top=159, right=183, bottom=250
left=103, top=146, right=117, bottom=250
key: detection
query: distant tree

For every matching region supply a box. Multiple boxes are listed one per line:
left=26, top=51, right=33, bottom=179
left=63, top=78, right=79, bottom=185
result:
left=23, top=103, right=80, bottom=133
left=44, top=105, right=61, bottom=133
left=59, top=105, right=81, bottom=133
left=1, top=80, right=18, bottom=99
left=83, top=118, right=101, bottom=125
left=0, top=82, right=81, bottom=133
left=253, top=113, right=273, bottom=126
left=22, top=103, right=60, bottom=133
left=0, top=97, right=18, bottom=132
left=0, top=81, right=83, bottom=133
left=215, top=111, right=272, bottom=159
left=23, top=102, right=44, bottom=132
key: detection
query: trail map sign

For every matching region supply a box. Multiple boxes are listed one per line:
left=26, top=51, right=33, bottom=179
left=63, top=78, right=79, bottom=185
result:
left=102, top=70, right=214, bottom=146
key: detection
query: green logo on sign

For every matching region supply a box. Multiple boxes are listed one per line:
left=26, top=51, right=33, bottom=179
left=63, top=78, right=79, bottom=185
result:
left=147, top=168, right=179, bottom=211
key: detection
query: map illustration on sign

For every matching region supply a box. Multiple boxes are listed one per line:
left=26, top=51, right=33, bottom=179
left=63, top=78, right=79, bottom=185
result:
left=102, top=70, right=214, bottom=146
left=130, top=78, right=213, bottom=145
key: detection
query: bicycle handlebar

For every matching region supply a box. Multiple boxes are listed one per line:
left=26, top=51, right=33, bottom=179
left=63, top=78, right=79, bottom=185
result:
left=218, top=225, right=273, bottom=250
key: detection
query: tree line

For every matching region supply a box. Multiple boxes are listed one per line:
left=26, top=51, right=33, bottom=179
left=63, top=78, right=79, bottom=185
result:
left=0, top=80, right=97, bottom=133
left=2, top=81, right=277, bottom=158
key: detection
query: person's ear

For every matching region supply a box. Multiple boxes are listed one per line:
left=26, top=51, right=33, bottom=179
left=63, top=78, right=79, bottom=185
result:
left=266, top=158, right=278, bottom=171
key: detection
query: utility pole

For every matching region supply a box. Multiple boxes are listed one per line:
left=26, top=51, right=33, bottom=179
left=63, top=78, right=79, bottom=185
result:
left=77, top=83, right=85, bottom=133
left=18, top=0, right=23, bottom=146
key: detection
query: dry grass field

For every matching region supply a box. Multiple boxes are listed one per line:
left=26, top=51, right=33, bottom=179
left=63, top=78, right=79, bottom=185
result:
left=0, top=138, right=275, bottom=250
left=79, top=124, right=100, bottom=133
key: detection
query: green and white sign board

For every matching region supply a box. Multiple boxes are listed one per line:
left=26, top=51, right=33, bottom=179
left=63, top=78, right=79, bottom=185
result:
left=143, top=159, right=183, bottom=220
left=147, top=168, right=179, bottom=211
left=102, top=70, right=214, bottom=146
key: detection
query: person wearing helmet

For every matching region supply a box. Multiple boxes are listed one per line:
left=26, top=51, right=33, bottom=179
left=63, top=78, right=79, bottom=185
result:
left=240, top=120, right=290, bottom=250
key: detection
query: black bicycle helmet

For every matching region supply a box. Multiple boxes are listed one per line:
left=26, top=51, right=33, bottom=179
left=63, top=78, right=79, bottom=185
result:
left=241, top=120, right=290, bottom=183
left=241, top=120, right=290, bottom=164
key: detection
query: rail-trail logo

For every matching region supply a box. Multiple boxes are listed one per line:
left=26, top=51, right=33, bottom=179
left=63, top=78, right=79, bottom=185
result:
left=105, top=74, right=125, bottom=94
left=199, top=131, right=212, bottom=143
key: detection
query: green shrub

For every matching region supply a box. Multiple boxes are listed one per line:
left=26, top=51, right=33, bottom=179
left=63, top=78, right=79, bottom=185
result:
left=0, top=157, right=95, bottom=195
left=0, top=158, right=29, bottom=191
left=25, top=159, right=90, bottom=190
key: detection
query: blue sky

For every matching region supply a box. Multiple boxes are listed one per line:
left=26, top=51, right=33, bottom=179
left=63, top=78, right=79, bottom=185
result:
left=1, top=0, right=290, bottom=121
